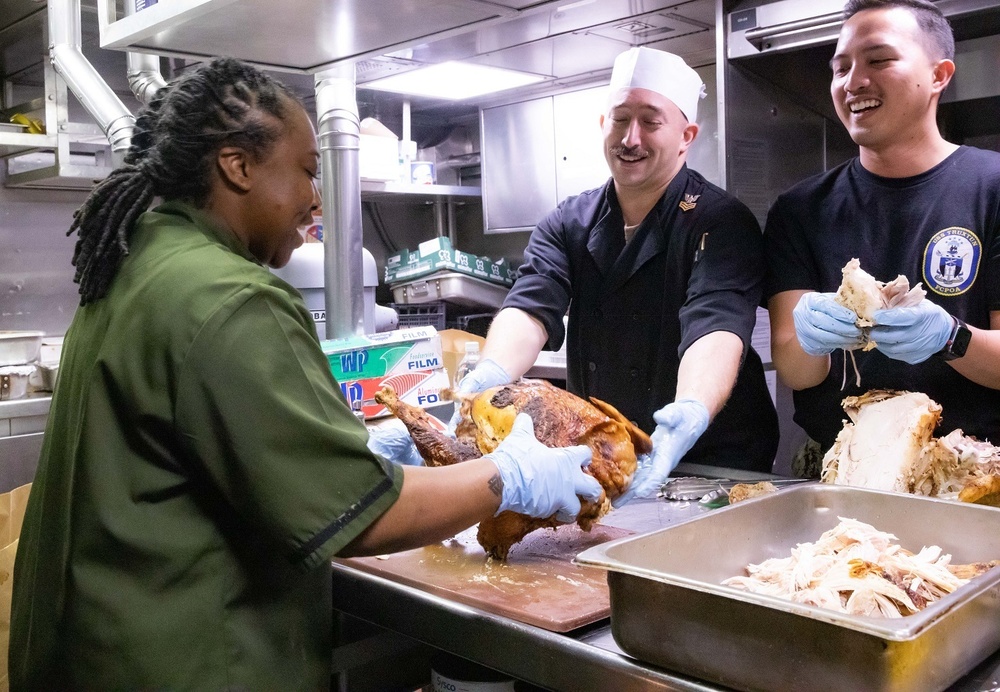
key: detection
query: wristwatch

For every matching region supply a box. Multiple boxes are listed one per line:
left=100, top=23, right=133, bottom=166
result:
left=937, top=317, right=972, bottom=361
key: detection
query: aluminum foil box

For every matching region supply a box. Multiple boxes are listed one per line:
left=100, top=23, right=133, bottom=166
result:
left=339, top=369, right=451, bottom=419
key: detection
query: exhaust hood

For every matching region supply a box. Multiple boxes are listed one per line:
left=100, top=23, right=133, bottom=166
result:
left=96, top=0, right=717, bottom=84
left=728, top=0, right=1000, bottom=60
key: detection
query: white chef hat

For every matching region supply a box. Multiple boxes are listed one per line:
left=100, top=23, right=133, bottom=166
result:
left=608, top=47, right=707, bottom=123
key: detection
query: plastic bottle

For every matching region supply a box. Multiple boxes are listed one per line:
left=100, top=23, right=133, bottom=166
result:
left=454, top=341, right=480, bottom=386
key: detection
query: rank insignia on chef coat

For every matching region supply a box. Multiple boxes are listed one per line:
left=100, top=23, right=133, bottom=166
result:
left=679, top=194, right=700, bottom=212
left=922, top=226, right=981, bottom=296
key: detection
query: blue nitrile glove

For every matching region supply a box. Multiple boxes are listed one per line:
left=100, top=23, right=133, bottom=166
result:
left=870, top=301, right=953, bottom=365
left=365, top=420, right=425, bottom=466
left=792, top=292, right=865, bottom=356
left=614, top=399, right=710, bottom=507
left=487, top=413, right=603, bottom=522
left=447, top=358, right=511, bottom=434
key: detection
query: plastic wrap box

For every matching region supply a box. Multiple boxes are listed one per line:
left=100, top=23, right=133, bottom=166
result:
left=384, top=237, right=516, bottom=288
left=320, top=326, right=448, bottom=418
left=321, top=326, right=443, bottom=380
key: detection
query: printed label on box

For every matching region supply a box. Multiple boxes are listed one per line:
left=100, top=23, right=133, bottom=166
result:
left=321, top=326, right=443, bottom=380
left=384, top=237, right=516, bottom=287
left=339, top=369, right=450, bottom=418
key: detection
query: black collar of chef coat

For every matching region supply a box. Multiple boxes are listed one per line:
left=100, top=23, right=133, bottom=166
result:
left=587, top=164, right=691, bottom=295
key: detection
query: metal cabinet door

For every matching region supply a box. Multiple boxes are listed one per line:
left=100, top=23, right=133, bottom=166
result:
left=481, top=97, right=558, bottom=234
left=552, top=86, right=609, bottom=202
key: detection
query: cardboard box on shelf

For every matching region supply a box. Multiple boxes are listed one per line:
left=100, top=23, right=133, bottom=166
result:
left=359, top=117, right=399, bottom=182
left=384, top=236, right=516, bottom=288
left=439, top=329, right=486, bottom=388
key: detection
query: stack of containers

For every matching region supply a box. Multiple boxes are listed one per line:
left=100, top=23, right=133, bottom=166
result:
left=321, top=326, right=449, bottom=419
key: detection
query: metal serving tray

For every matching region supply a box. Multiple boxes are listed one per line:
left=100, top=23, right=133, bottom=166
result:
left=390, top=271, right=509, bottom=309
left=576, top=485, right=1000, bottom=692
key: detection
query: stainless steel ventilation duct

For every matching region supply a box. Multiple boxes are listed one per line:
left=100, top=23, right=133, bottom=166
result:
left=49, top=0, right=134, bottom=166
left=126, top=52, right=166, bottom=105
left=123, top=1, right=165, bottom=106
left=728, top=0, right=1000, bottom=59
left=314, top=65, right=365, bottom=339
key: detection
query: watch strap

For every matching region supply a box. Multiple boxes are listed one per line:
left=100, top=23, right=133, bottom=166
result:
left=938, top=317, right=971, bottom=361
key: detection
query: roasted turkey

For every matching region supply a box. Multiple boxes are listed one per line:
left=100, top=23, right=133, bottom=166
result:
left=821, top=389, right=1000, bottom=504
left=374, top=380, right=652, bottom=560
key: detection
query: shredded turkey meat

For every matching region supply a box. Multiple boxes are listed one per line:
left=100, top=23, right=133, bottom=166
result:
left=821, top=390, right=1000, bottom=506
left=723, top=517, right=997, bottom=618
left=833, top=259, right=925, bottom=387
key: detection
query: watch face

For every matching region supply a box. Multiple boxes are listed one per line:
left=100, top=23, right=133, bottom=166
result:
left=953, top=323, right=972, bottom=357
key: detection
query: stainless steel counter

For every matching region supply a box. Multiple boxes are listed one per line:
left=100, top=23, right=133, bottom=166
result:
left=331, top=463, right=1000, bottom=691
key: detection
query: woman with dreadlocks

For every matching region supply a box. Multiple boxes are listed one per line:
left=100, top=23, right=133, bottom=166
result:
left=9, top=58, right=600, bottom=690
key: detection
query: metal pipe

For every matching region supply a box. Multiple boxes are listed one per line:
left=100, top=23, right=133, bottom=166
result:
left=123, top=1, right=166, bottom=106
left=126, top=52, right=167, bottom=105
left=401, top=98, right=411, bottom=143
left=49, top=0, right=134, bottom=166
left=447, top=200, right=457, bottom=247
left=315, top=65, right=365, bottom=339
left=433, top=200, right=445, bottom=237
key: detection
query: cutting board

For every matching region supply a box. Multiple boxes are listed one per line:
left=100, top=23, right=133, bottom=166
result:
left=337, top=523, right=632, bottom=632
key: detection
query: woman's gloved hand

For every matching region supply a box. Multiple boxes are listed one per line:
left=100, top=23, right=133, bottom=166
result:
left=871, top=301, right=953, bottom=364
left=487, top=413, right=603, bottom=523
left=793, top=292, right=864, bottom=356
left=614, top=399, right=709, bottom=507
left=447, top=358, right=511, bottom=433
left=365, top=420, right=425, bottom=466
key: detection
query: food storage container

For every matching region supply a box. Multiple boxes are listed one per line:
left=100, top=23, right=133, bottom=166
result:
left=0, top=365, right=35, bottom=400
left=576, top=485, right=1000, bottom=692
left=0, top=331, right=44, bottom=367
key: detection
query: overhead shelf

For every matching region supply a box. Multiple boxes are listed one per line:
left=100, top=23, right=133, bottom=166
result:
left=359, top=181, right=481, bottom=202
left=0, top=131, right=57, bottom=159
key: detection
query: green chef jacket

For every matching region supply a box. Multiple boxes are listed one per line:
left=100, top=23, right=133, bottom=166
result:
left=10, top=202, right=402, bottom=690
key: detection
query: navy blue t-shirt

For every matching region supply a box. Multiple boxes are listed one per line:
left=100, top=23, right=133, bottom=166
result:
left=765, top=146, right=1000, bottom=449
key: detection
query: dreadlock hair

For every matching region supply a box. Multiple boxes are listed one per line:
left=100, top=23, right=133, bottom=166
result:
left=843, top=0, right=955, bottom=60
left=69, top=57, right=301, bottom=305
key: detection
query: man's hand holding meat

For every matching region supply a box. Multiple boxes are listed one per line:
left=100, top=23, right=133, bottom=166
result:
left=871, top=301, right=953, bottom=364
left=447, top=358, right=511, bottom=433
left=793, top=292, right=864, bottom=356
left=615, top=398, right=709, bottom=505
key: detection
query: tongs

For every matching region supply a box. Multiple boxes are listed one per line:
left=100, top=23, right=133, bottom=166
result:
left=660, top=476, right=812, bottom=502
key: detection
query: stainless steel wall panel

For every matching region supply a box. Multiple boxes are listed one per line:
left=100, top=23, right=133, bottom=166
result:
left=0, top=184, right=83, bottom=337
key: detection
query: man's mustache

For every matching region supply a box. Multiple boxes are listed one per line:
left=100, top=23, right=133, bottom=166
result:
left=609, top=146, right=648, bottom=158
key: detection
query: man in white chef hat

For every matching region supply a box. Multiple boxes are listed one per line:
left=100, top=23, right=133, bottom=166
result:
left=377, top=47, right=778, bottom=500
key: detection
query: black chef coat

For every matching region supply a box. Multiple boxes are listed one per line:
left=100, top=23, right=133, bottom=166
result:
left=503, top=166, right=778, bottom=472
